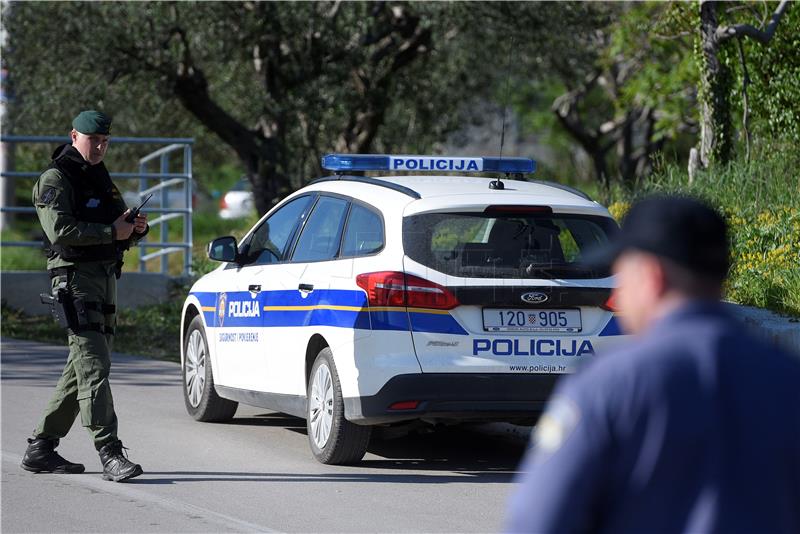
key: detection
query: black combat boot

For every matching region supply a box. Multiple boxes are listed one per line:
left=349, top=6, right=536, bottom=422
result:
left=21, top=438, right=85, bottom=474
left=98, top=440, right=143, bottom=482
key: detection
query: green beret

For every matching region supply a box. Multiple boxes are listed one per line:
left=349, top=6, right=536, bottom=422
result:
left=72, top=110, right=112, bottom=135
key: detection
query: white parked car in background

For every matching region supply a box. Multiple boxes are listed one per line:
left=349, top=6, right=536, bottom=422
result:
left=218, top=177, right=255, bottom=219
left=123, top=179, right=198, bottom=211
left=181, top=154, right=625, bottom=464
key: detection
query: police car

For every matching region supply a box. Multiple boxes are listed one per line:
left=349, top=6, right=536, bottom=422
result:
left=180, top=154, right=624, bottom=464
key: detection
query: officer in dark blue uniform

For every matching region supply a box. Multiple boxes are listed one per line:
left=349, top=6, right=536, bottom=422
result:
left=505, top=196, right=800, bottom=533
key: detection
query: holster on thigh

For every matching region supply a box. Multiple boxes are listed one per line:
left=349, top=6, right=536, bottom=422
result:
left=72, top=298, right=116, bottom=336
left=46, top=271, right=116, bottom=336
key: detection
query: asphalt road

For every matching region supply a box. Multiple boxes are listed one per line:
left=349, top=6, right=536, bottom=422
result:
left=1, top=338, right=528, bottom=533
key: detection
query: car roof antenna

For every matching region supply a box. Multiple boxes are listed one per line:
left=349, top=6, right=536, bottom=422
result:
left=490, top=35, right=515, bottom=192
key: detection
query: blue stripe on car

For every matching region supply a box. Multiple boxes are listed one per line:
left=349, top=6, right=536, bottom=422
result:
left=598, top=316, right=622, bottom=336
left=190, top=290, right=467, bottom=335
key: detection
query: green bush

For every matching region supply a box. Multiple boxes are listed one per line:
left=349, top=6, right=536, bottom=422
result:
left=1, top=291, right=184, bottom=362
left=0, top=302, right=64, bottom=345
left=1, top=208, right=254, bottom=359
left=607, top=141, right=800, bottom=316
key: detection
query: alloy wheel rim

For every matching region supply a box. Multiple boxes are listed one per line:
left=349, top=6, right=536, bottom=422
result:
left=185, top=330, right=206, bottom=407
left=309, top=363, right=334, bottom=449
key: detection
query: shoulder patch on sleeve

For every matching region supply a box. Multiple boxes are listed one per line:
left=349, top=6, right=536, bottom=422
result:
left=532, top=395, right=581, bottom=455
left=38, top=187, right=58, bottom=205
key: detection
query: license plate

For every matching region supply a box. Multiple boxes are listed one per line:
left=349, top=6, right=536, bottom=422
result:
left=482, top=308, right=582, bottom=333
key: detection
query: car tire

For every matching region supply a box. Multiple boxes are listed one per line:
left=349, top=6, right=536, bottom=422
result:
left=183, top=315, right=238, bottom=422
left=307, top=347, right=371, bottom=464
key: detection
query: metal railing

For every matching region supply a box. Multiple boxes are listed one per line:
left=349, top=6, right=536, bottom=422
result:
left=0, top=135, right=194, bottom=276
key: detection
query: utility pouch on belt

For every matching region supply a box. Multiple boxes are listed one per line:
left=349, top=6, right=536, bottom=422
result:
left=71, top=297, right=91, bottom=329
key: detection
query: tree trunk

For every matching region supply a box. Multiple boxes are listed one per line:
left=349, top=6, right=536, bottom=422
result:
left=245, top=153, right=290, bottom=217
left=699, top=0, right=733, bottom=167
left=172, top=64, right=292, bottom=214
left=592, top=152, right=610, bottom=191
left=617, top=110, right=636, bottom=188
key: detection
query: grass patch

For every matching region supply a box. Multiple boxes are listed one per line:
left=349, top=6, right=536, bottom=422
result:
left=1, top=296, right=184, bottom=362
left=114, top=298, right=183, bottom=362
left=0, top=302, right=65, bottom=346
left=607, top=141, right=800, bottom=316
left=1, top=206, right=256, bottom=275
left=1, top=227, right=47, bottom=270
left=0, top=207, right=252, bottom=361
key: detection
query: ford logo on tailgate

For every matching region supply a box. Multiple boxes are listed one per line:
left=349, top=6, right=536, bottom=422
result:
left=521, top=292, right=548, bottom=304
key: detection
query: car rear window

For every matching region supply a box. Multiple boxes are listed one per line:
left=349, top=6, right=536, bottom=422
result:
left=403, top=212, right=618, bottom=279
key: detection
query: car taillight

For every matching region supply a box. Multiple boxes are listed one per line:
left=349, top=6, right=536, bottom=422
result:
left=601, top=292, right=618, bottom=312
left=389, top=401, right=420, bottom=410
left=355, top=271, right=459, bottom=310
left=219, top=195, right=228, bottom=210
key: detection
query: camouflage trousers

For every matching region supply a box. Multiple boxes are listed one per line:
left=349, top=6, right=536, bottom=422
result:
left=34, top=261, right=118, bottom=450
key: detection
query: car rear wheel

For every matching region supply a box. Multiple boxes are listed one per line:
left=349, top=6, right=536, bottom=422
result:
left=183, top=315, right=238, bottom=422
left=307, top=348, right=371, bottom=464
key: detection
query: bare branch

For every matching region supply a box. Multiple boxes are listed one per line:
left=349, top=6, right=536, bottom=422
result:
left=652, top=31, right=693, bottom=41
left=551, top=72, right=602, bottom=151
left=111, top=44, right=169, bottom=76
left=716, top=0, right=790, bottom=44
left=736, top=37, right=752, bottom=162
left=326, top=0, right=342, bottom=21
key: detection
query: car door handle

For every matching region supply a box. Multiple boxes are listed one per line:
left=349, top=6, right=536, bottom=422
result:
left=248, top=284, right=261, bottom=293
left=298, top=283, right=314, bottom=292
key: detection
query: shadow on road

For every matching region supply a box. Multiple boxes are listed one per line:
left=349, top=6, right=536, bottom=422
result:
left=191, top=411, right=526, bottom=484
left=1, top=338, right=180, bottom=388
left=125, top=465, right=518, bottom=485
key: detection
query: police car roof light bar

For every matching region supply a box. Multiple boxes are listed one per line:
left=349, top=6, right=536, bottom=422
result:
left=321, top=154, right=536, bottom=175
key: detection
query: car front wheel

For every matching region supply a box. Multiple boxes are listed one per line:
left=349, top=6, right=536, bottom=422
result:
left=183, top=314, right=238, bottom=422
left=307, top=347, right=371, bottom=464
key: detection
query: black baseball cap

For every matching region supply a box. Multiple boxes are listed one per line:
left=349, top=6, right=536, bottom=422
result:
left=585, top=195, right=730, bottom=279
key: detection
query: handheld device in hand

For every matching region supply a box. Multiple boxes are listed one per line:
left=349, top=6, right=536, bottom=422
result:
left=125, top=193, right=153, bottom=223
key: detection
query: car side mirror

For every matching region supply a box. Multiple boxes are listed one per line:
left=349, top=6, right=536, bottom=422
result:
left=208, top=236, right=239, bottom=263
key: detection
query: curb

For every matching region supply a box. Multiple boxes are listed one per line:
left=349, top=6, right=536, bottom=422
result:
left=725, top=302, right=800, bottom=358
left=0, top=271, right=174, bottom=316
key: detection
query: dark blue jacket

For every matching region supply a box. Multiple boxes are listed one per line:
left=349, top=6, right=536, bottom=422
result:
left=506, top=301, right=800, bottom=533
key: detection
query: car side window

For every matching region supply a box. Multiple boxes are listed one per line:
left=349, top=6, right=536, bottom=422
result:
left=341, top=203, right=384, bottom=257
left=291, top=196, right=349, bottom=263
left=245, top=195, right=312, bottom=265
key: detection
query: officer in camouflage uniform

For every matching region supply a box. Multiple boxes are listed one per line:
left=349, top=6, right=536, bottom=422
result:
left=22, top=111, right=147, bottom=482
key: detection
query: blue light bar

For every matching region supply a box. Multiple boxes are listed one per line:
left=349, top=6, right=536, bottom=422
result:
left=321, top=154, right=536, bottom=174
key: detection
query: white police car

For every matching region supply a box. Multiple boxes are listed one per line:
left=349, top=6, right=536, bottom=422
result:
left=180, top=154, right=624, bottom=464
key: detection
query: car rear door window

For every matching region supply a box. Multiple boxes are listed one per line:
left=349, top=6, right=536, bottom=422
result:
left=403, top=212, right=618, bottom=279
left=244, top=195, right=313, bottom=265
left=341, top=203, right=384, bottom=257
left=291, top=196, right=349, bottom=262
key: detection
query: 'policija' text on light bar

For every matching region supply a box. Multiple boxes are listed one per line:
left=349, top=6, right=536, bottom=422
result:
left=321, top=154, right=537, bottom=174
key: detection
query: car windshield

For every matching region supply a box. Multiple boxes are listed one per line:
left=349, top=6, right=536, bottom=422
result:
left=403, top=212, right=618, bottom=279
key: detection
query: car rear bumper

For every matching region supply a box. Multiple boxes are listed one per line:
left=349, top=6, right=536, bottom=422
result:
left=344, top=373, right=560, bottom=425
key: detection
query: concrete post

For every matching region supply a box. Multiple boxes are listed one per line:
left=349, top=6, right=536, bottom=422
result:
left=0, top=139, right=15, bottom=231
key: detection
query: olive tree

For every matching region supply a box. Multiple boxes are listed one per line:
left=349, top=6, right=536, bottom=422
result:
left=4, top=1, right=616, bottom=213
